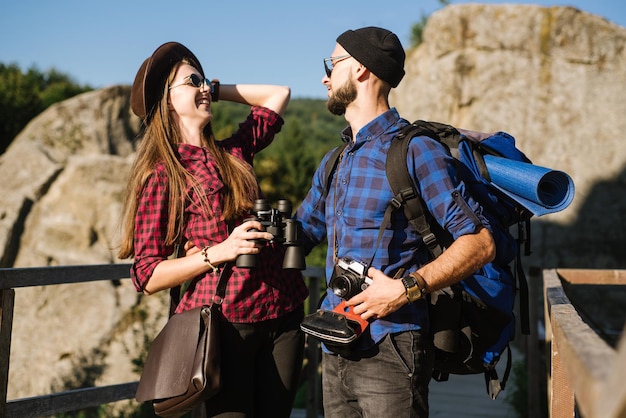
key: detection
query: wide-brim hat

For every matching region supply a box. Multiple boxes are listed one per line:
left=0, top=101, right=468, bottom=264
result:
left=131, top=42, right=204, bottom=120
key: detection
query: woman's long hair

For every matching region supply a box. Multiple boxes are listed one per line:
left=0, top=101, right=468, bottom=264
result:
left=118, top=61, right=258, bottom=259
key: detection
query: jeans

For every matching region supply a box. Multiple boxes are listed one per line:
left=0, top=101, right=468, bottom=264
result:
left=322, top=329, right=434, bottom=417
left=203, top=306, right=305, bottom=418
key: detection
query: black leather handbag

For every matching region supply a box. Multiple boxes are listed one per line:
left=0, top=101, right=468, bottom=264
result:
left=135, top=267, right=228, bottom=418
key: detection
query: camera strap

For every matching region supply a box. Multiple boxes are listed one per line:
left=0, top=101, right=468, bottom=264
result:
left=332, top=146, right=348, bottom=264
left=366, top=203, right=397, bottom=270
left=331, top=144, right=398, bottom=272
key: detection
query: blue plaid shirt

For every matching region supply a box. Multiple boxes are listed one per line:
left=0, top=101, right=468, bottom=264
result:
left=296, top=108, right=488, bottom=351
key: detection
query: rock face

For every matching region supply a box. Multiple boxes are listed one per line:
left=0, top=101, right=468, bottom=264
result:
left=391, top=4, right=626, bottom=270
left=0, top=86, right=169, bottom=401
left=0, top=3, right=625, bottom=404
left=1, top=85, right=137, bottom=268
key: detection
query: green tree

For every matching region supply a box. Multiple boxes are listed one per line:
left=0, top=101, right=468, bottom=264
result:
left=256, top=99, right=345, bottom=206
left=256, top=119, right=319, bottom=205
left=211, top=99, right=345, bottom=208
left=0, top=64, right=41, bottom=153
left=0, top=63, right=92, bottom=154
left=39, top=68, right=92, bottom=108
left=211, top=99, right=345, bottom=269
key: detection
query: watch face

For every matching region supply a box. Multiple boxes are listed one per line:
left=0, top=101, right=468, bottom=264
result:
left=408, top=287, right=422, bottom=301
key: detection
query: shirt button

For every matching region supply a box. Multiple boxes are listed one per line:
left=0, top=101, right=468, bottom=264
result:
left=336, top=210, right=342, bottom=216
left=341, top=179, right=347, bottom=185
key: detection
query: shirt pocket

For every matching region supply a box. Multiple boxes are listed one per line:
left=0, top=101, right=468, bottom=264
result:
left=186, top=176, right=224, bottom=219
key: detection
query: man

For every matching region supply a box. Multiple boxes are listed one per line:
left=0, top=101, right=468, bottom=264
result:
left=295, top=27, right=496, bottom=417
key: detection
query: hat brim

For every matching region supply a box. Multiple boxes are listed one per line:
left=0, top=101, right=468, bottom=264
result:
left=131, top=42, right=204, bottom=120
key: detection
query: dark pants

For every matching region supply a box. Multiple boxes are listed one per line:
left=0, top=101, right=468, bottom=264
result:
left=202, top=306, right=305, bottom=418
left=322, top=330, right=434, bottom=417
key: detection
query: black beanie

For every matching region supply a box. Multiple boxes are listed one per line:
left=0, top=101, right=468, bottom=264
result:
left=337, top=26, right=405, bottom=88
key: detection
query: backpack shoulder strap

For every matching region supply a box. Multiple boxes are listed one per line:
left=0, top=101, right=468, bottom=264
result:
left=386, top=121, right=455, bottom=259
left=324, top=121, right=458, bottom=259
left=322, top=143, right=349, bottom=199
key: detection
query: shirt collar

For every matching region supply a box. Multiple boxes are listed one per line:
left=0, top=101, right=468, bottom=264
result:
left=340, top=108, right=403, bottom=144
left=176, top=143, right=209, bottom=162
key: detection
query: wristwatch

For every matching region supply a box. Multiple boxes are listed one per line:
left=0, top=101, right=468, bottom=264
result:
left=401, top=272, right=428, bottom=303
left=211, top=79, right=220, bottom=102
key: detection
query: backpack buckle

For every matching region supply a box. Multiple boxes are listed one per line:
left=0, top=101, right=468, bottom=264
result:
left=390, top=197, right=403, bottom=210
left=422, top=232, right=437, bottom=248
left=390, top=188, right=417, bottom=210
left=391, top=188, right=414, bottom=209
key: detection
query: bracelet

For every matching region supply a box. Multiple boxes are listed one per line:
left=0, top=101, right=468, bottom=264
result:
left=201, top=246, right=219, bottom=273
left=211, top=79, right=220, bottom=102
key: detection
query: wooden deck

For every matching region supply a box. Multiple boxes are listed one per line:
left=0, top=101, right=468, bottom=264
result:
left=429, top=373, right=517, bottom=417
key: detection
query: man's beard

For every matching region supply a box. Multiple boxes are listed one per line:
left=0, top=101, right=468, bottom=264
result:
left=326, top=77, right=357, bottom=116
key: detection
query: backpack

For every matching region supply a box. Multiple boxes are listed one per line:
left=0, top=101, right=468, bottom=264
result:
left=321, top=120, right=533, bottom=399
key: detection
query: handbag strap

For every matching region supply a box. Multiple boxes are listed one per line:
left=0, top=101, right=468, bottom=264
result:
left=169, top=222, right=235, bottom=316
left=211, top=262, right=231, bottom=301
left=169, top=260, right=232, bottom=317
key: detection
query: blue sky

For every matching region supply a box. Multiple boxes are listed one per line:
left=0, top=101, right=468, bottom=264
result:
left=1, top=1, right=624, bottom=99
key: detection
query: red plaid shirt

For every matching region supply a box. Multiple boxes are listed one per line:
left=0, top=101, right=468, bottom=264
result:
left=131, top=106, right=308, bottom=322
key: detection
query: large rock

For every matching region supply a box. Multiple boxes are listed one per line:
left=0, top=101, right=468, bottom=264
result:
left=0, top=85, right=169, bottom=402
left=0, top=85, right=138, bottom=267
left=391, top=4, right=626, bottom=269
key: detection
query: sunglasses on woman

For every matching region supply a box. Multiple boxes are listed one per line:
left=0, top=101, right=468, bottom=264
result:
left=169, top=73, right=214, bottom=93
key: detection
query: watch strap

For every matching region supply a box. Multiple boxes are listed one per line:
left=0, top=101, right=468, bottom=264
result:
left=409, top=271, right=429, bottom=294
left=401, top=274, right=422, bottom=303
left=402, top=271, right=429, bottom=303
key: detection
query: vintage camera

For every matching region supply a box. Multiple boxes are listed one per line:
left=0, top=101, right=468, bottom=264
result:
left=300, top=258, right=372, bottom=351
left=328, top=258, right=371, bottom=300
left=236, top=199, right=306, bottom=270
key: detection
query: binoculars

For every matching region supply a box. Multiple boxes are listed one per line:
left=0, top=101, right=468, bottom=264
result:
left=235, top=199, right=306, bottom=270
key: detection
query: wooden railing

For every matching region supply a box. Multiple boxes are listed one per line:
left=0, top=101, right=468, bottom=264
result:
left=0, top=264, right=324, bottom=418
left=6, top=265, right=625, bottom=417
left=543, top=268, right=626, bottom=418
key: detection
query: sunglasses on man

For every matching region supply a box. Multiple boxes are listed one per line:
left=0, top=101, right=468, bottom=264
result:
left=323, top=55, right=351, bottom=78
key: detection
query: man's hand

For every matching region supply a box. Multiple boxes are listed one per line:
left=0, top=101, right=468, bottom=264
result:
left=345, top=267, right=407, bottom=320
left=184, top=240, right=201, bottom=256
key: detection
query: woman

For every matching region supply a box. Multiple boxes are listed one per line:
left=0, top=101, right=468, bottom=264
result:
left=118, top=42, right=308, bottom=417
